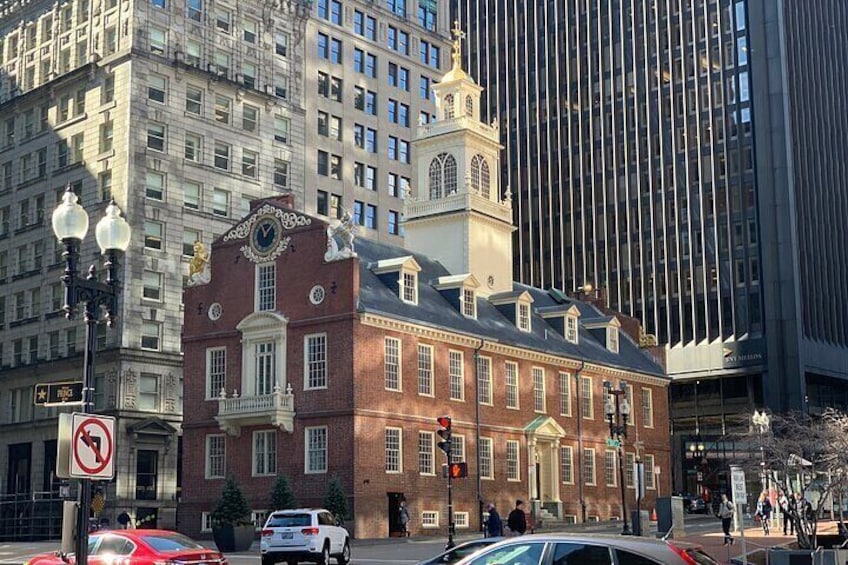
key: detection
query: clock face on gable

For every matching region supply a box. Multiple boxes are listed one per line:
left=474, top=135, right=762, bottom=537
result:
left=250, top=214, right=284, bottom=258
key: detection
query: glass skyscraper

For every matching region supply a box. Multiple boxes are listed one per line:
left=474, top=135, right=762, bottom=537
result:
left=455, top=0, right=848, bottom=492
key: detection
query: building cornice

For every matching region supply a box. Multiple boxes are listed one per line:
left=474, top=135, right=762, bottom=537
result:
left=358, top=313, right=667, bottom=387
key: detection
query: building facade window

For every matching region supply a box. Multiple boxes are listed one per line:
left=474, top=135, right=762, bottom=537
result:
left=305, top=426, right=327, bottom=474
left=304, top=333, right=327, bottom=389
left=506, top=440, right=520, bottom=481
left=140, top=321, right=161, bottom=350
left=505, top=361, right=519, bottom=409
left=385, top=427, right=402, bottom=473
left=253, top=430, right=276, bottom=476
left=205, top=435, right=225, bottom=478
left=477, top=356, right=492, bottom=405
left=561, top=445, right=574, bottom=483
left=418, top=431, right=434, bottom=475
left=206, top=347, right=226, bottom=399
left=605, top=450, right=617, bottom=487
left=532, top=367, right=545, bottom=412
left=581, top=376, right=594, bottom=419
left=449, top=350, right=464, bottom=401
left=256, top=263, right=276, bottom=311
left=583, top=448, right=596, bottom=485
left=641, top=388, right=654, bottom=428
left=559, top=373, right=572, bottom=416
left=479, top=437, right=493, bottom=479
left=384, top=337, right=401, bottom=391
left=417, top=344, right=433, bottom=396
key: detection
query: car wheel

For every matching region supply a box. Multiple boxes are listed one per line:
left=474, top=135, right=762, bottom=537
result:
left=318, top=542, right=330, bottom=565
left=337, top=540, right=351, bottom=565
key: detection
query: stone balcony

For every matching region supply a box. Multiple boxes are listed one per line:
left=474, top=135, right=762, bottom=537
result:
left=214, top=383, right=295, bottom=436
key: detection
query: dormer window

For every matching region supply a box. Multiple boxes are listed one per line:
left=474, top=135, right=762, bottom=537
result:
left=401, top=270, right=418, bottom=304
left=517, top=302, right=531, bottom=332
left=565, top=314, right=578, bottom=343
left=462, top=287, right=476, bottom=318
left=607, top=324, right=619, bottom=353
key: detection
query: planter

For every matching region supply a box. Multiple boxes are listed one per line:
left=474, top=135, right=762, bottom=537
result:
left=212, top=524, right=255, bottom=552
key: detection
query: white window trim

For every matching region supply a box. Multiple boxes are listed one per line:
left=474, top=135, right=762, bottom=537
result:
left=604, top=449, right=617, bottom=487
left=584, top=448, right=596, bottom=486
left=559, top=372, right=572, bottom=417
left=304, top=425, right=328, bottom=475
left=462, top=286, right=476, bottom=319
left=384, top=336, right=403, bottom=392
left=454, top=512, right=469, bottom=528
left=504, top=361, right=519, bottom=410
left=205, top=346, right=227, bottom=400
left=516, top=301, right=532, bottom=332
left=385, top=426, right=403, bottom=474
left=566, top=314, right=579, bottom=344
left=255, top=262, right=277, bottom=312
left=479, top=436, right=494, bottom=480
left=581, top=376, right=594, bottom=420
left=561, top=445, right=574, bottom=484
left=477, top=355, right=493, bottom=406
left=642, top=388, right=654, bottom=428
left=205, top=434, right=226, bottom=479
left=237, top=312, right=288, bottom=398
left=252, top=429, right=277, bottom=477
left=532, top=366, right=546, bottom=413
left=201, top=512, right=213, bottom=533
left=506, top=439, right=521, bottom=482
left=303, top=332, right=328, bottom=391
left=607, top=325, right=619, bottom=353
left=418, top=430, right=435, bottom=476
left=421, top=511, right=439, bottom=528
left=400, top=269, right=418, bottom=304
left=644, top=454, right=657, bottom=490
left=448, top=349, right=465, bottom=402
left=417, top=343, right=434, bottom=397
left=451, top=434, right=466, bottom=463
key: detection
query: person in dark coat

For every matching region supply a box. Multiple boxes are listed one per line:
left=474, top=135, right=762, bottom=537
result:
left=485, top=503, right=503, bottom=537
left=507, top=499, right=527, bottom=536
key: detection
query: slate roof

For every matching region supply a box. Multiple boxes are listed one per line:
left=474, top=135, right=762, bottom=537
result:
left=354, top=237, right=665, bottom=378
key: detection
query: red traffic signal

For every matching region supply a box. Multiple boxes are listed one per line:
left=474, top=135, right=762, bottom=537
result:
left=449, top=462, right=468, bottom=478
left=437, top=415, right=452, bottom=456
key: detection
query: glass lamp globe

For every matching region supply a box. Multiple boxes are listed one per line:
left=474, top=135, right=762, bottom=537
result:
left=95, top=201, right=131, bottom=253
left=52, top=189, right=89, bottom=241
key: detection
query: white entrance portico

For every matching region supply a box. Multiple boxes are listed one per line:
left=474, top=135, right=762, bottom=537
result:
left=524, top=416, right=566, bottom=517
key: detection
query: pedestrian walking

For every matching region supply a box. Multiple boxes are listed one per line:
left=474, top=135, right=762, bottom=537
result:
left=755, top=492, right=772, bottom=535
left=507, top=500, right=527, bottom=536
left=398, top=500, right=410, bottom=537
left=485, top=503, right=503, bottom=537
left=779, top=491, right=794, bottom=535
left=718, top=494, right=735, bottom=546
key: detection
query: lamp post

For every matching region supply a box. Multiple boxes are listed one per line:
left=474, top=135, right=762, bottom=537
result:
left=52, top=186, right=130, bottom=565
left=752, top=410, right=770, bottom=492
left=604, top=381, right=631, bottom=535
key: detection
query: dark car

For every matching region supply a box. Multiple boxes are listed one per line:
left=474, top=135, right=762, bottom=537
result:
left=687, top=497, right=708, bottom=514
left=416, top=537, right=504, bottom=565
left=452, top=533, right=720, bottom=565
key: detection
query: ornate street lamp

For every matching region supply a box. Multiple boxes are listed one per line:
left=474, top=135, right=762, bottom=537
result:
left=752, top=410, right=771, bottom=492
left=52, top=186, right=130, bottom=565
left=604, top=381, right=632, bottom=535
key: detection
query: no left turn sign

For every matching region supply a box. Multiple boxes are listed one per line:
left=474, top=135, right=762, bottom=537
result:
left=70, top=413, right=116, bottom=479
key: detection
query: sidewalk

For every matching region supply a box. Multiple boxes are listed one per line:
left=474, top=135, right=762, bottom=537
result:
left=683, top=523, right=795, bottom=563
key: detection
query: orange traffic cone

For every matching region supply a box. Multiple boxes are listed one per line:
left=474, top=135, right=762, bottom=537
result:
left=650, top=508, right=657, bottom=522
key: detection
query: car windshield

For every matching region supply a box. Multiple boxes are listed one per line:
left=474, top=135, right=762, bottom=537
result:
left=266, top=514, right=312, bottom=527
left=140, top=532, right=205, bottom=552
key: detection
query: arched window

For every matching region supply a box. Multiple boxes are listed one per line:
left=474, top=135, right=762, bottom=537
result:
left=470, top=155, right=481, bottom=193
left=444, top=94, right=455, bottom=119
left=480, top=158, right=491, bottom=199
left=465, top=95, right=474, bottom=117
left=429, top=158, right=443, bottom=200
left=443, top=154, right=457, bottom=195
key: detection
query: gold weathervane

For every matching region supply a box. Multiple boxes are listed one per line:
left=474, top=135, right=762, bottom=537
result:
left=450, top=20, right=465, bottom=69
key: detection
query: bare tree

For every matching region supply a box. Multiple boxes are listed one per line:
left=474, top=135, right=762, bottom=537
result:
left=729, top=409, right=848, bottom=549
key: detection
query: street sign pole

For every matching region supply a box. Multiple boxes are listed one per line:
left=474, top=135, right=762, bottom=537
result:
left=730, top=465, right=748, bottom=565
left=76, top=316, right=98, bottom=565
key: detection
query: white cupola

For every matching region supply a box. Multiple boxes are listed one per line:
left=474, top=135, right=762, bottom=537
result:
left=404, top=21, right=514, bottom=296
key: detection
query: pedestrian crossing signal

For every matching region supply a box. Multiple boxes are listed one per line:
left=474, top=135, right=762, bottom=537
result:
left=442, top=462, right=467, bottom=479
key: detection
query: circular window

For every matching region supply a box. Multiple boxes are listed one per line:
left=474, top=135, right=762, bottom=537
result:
left=309, top=285, right=326, bottom=305
left=208, top=302, right=223, bottom=321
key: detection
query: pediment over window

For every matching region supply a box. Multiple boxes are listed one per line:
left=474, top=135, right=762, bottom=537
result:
left=524, top=415, right=566, bottom=440
left=127, top=417, right=178, bottom=437
left=236, top=311, right=289, bottom=333
left=584, top=316, right=621, bottom=353
left=370, top=255, right=422, bottom=275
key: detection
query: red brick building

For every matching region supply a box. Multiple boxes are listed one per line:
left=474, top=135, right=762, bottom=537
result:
left=180, top=50, right=669, bottom=540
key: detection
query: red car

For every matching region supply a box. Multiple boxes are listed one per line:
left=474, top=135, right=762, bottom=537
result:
left=26, top=529, right=228, bottom=565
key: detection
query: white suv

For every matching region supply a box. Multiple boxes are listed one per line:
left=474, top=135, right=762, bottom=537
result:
left=260, top=508, right=350, bottom=565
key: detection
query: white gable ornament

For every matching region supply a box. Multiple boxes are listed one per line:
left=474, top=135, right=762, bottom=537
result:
left=223, top=203, right=312, bottom=264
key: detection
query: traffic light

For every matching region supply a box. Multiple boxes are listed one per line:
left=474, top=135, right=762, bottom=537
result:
left=449, top=462, right=468, bottom=478
left=437, top=416, right=452, bottom=456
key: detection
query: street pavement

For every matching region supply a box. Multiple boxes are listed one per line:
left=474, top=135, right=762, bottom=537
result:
left=0, top=515, right=835, bottom=565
